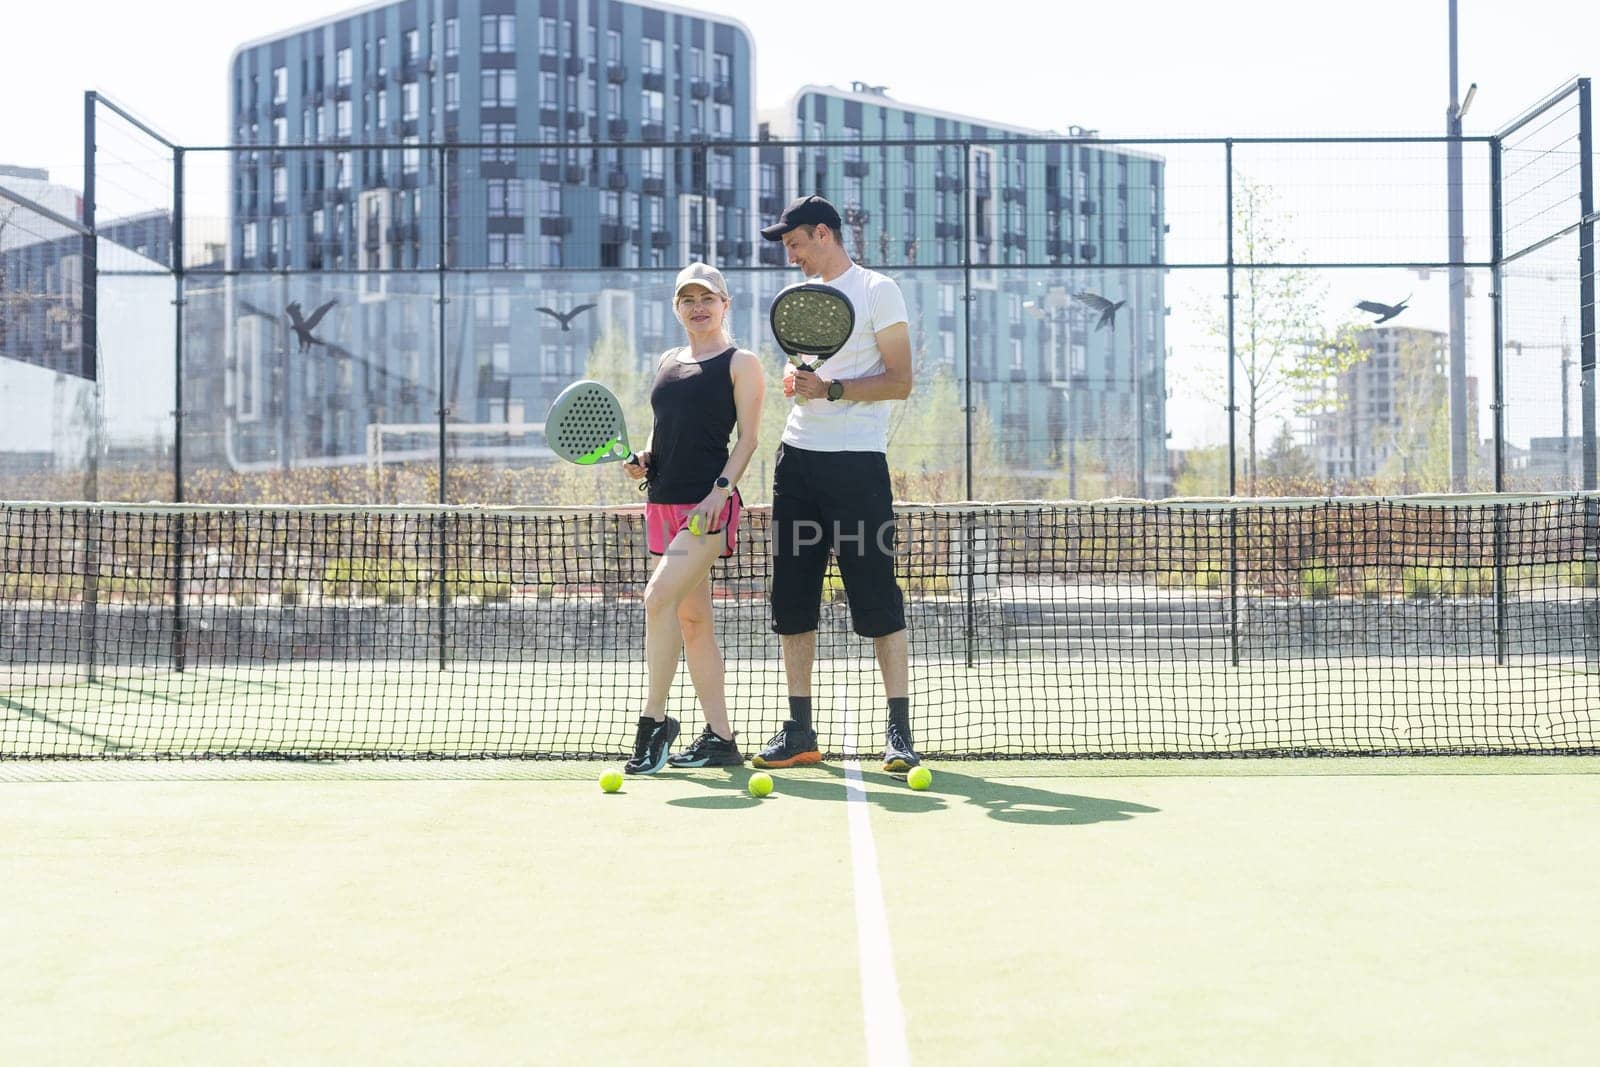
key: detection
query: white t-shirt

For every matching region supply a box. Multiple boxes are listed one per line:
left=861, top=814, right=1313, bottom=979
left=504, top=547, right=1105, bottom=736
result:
left=780, top=263, right=909, bottom=453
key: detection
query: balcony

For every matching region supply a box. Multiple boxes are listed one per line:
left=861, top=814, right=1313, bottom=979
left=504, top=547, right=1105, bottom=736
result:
left=1079, top=199, right=1095, bottom=215
left=539, top=162, right=563, bottom=183
left=758, top=243, right=786, bottom=267
left=641, top=70, right=666, bottom=92
left=712, top=187, right=736, bottom=206
left=650, top=229, right=673, bottom=248
left=641, top=176, right=665, bottom=195
left=1079, top=242, right=1097, bottom=260
left=607, top=168, right=629, bottom=190
left=564, top=109, right=585, bottom=130
left=607, top=117, right=628, bottom=139
left=759, top=194, right=784, bottom=214
left=716, top=238, right=736, bottom=259
left=843, top=160, right=868, bottom=178
left=934, top=221, right=961, bottom=239
left=903, top=191, right=917, bottom=209
left=1003, top=186, right=1026, bottom=203
left=564, top=164, right=586, bottom=184
left=565, top=56, right=585, bottom=75
left=606, top=63, right=627, bottom=84
left=934, top=173, right=961, bottom=193
left=641, top=122, right=665, bottom=142
left=599, top=222, right=633, bottom=243
left=689, top=78, right=710, bottom=99
left=712, top=83, right=733, bottom=104
left=540, top=217, right=573, bottom=236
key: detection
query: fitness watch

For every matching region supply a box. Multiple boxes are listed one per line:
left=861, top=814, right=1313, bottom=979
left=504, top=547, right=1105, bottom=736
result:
left=714, top=476, right=732, bottom=493
left=826, top=380, right=845, bottom=402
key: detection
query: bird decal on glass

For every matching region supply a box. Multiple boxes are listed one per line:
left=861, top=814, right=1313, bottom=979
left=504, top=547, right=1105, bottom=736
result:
left=285, top=299, right=339, bottom=353
left=1356, top=295, right=1411, bottom=324
left=536, top=303, right=598, bottom=331
left=1071, top=290, right=1127, bottom=331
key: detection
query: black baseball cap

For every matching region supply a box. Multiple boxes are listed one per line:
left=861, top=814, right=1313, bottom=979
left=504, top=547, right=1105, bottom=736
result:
left=760, top=194, right=843, bottom=241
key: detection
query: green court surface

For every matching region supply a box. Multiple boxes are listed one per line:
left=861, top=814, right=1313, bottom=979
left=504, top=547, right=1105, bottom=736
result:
left=3, top=757, right=1598, bottom=1065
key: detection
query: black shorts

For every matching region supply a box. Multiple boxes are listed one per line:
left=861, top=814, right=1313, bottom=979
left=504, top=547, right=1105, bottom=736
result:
left=769, top=443, right=905, bottom=638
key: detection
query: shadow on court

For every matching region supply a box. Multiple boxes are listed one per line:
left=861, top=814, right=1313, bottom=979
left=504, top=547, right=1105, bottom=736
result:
left=665, top=764, right=1158, bottom=826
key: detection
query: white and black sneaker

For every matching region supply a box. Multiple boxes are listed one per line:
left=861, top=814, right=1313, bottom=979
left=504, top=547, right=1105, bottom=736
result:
left=624, top=715, right=680, bottom=775
left=667, top=725, right=744, bottom=768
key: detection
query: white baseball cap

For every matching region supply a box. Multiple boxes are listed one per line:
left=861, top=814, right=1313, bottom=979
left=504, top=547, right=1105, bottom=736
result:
left=673, top=261, right=729, bottom=300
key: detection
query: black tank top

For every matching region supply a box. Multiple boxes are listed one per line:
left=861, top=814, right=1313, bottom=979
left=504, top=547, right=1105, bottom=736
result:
left=647, top=346, right=737, bottom=504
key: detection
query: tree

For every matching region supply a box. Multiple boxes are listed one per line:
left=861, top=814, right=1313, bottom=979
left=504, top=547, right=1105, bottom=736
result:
left=1200, top=175, right=1365, bottom=495
left=1259, top=421, right=1316, bottom=484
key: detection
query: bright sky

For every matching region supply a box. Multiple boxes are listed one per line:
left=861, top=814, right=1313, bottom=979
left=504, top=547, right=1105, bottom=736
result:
left=3, top=0, right=1597, bottom=173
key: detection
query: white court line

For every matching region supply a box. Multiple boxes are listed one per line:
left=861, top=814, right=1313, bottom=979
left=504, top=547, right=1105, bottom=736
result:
left=842, top=695, right=913, bottom=1067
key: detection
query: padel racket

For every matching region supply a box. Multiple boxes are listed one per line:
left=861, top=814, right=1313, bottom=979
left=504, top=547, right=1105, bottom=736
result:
left=545, top=379, right=640, bottom=467
left=769, top=283, right=854, bottom=404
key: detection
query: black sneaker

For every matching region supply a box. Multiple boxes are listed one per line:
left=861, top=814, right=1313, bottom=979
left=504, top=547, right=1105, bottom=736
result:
left=624, top=715, right=680, bottom=775
left=667, top=725, right=744, bottom=768
left=882, top=721, right=920, bottom=773
left=751, top=720, right=821, bottom=769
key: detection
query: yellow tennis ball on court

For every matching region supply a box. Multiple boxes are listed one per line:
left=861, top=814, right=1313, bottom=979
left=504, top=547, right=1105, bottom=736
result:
left=907, top=767, right=933, bottom=791
left=599, top=769, right=623, bottom=793
left=748, top=771, right=774, bottom=798
left=688, top=514, right=702, bottom=535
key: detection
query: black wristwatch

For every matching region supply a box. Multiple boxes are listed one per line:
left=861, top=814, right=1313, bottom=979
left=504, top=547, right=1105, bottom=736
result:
left=713, top=476, right=731, bottom=493
left=826, top=380, right=845, bottom=402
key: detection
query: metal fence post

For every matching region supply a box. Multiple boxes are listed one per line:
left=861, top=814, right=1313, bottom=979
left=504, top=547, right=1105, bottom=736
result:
left=436, top=144, right=451, bottom=670
left=1225, top=139, right=1241, bottom=668
left=173, top=146, right=188, bottom=672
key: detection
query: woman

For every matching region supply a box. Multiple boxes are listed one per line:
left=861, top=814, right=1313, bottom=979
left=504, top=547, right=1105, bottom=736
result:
left=620, top=262, right=764, bottom=774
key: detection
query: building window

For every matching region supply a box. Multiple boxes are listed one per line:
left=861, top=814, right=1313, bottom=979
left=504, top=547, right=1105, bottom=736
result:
left=376, top=90, right=388, bottom=127
left=642, top=149, right=664, bottom=181
left=272, top=167, right=286, bottom=205
left=540, top=124, right=560, bottom=164
left=688, top=47, right=703, bottom=80
left=402, top=137, right=419, bottom=176
left=444, top=17, right=458, bottom=57
left=607, top=29, right=621, bottom=63
left=444, top=72, right=459, bottom=111
left=538, top=182, right=560, bottom=216
left=404, top=30, right=419, bottom=63
left=600, top=190, right=621, bottom=223
left=539, top=16, right=558, bottom=55
left=641, top=38, right=663, bottom=74
left=273, top=116, right=287, bottom=145
left=711, top=152, right=733, bottom=190
left=402, top=83, right=419, bottom=121
left=482, top=14, right=514, bottom=53
left=541, top=236, right=563, bottom=267
left=540, top=70, right=558, bottom=101
left=376, top=36, right=387, bottom=76
left=488, top=179, right=523, bottom=217
left=336, top=48, right=352, bottom=87
left=642, top=89, right=664, bottom=126
left=605, top=83, right=621, bottom=119
left=713, top=103, right=733, bottom=137
left=336, top=100, right=352, bottom=137
left=272, top=67, right=287, bottom=104
left=712, top=52, right=732, bottom=87
left=335, top=152, right=351, bottom=188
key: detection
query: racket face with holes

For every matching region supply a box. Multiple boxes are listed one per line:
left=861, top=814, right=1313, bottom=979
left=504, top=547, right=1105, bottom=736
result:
left=769, top=284, right=855, bottom=374
left=544, top=380, right=634, bottom=465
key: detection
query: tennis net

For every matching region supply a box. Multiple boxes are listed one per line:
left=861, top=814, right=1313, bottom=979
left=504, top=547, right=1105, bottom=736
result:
left=3, top=497, right=1599, bottom=759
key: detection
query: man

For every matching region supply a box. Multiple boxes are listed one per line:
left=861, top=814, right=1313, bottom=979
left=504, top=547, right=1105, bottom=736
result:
left=755, top=194, right=919, bottom=774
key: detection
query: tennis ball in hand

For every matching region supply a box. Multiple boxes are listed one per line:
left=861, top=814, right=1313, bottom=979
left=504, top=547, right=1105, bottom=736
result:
left=906, top=767, right=933, bottom=791
left=599, top=769, right=623, bottom=793
left=687, top=514, right=702, bottom=535
left=748, top=771, right=774, bottom=798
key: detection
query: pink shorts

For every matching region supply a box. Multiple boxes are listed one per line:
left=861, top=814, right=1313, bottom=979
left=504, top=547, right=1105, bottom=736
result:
left=645, top=491, right=742, bottom=558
